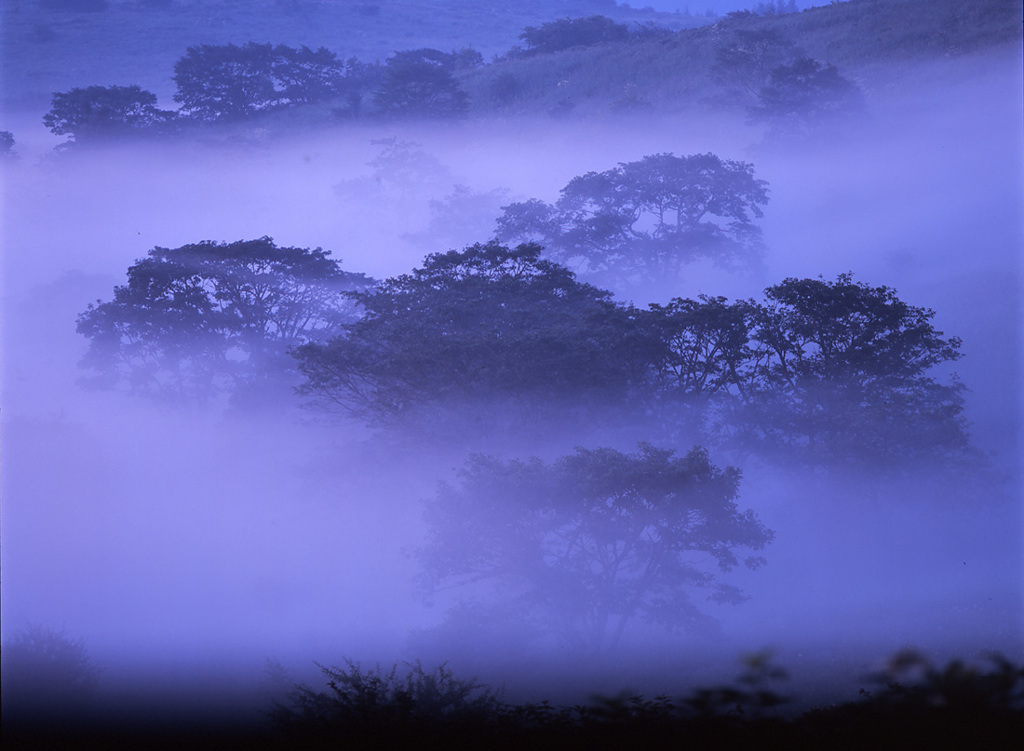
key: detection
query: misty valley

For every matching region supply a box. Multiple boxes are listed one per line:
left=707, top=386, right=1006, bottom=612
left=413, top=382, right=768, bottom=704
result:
left=1, top=0, right=1021, bottom=747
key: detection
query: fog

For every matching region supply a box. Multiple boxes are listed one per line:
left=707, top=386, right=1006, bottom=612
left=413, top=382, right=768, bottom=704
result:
left=1, top=43, right=1021, bottom=723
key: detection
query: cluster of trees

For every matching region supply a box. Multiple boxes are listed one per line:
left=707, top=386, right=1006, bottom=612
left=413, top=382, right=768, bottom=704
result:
left=494, top=153, right=769, bottom=286
left=37, top=13, right=867, bottom=148
left=41, top=42, right=481, bottom=146
left=293, top=243, right=968, bottom=465
left=712, top=28, right=863, bottom=139
left=79, top=236, right=969, bottom=466
left=514, top=15, right=632, bottom=55
left=76, top=237, right=371, bottom=403
left=172, top=43, right=374, bottom=122
left=417, top=444, right=773, bottom=655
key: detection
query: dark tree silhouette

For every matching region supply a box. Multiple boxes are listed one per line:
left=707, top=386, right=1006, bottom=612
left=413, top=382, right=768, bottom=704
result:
left=748, top=58, right=864, bottom=140
left=517, top=15, right=630, bottom=55
left=43, top=85, right=172, bottom=144
left=371, top=49, right=470, bottom=119
left=294, top=242, right=649, bottom=420
left=417, top=444, right=773, bottom=656
left=1, top=624, right=100, bottom=721
left=738, top=273, right=968, bottom=463
left=77, top=237, right=371, bottom=403
left=496, top=153, right=769, bottom=285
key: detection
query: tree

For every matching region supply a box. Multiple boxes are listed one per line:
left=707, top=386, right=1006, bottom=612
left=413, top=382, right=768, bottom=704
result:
left=293, top=242, right=651, bottom=420
left=42, top=85, right=173, bottom=144
left=0, top=130, right=16, bottom=160
left=417, top=444, right=773, bottom=656
left=76, top=237, right=372, bottom=403
left=748, top=58, right=864, bottom=140
left=371, top=49, right=469, bottom=119
left=495, top=153, right=769, bottom=286
left=1, top=624, right=100, bottom=721
left=518, top=16, right=630, bottom=55
left=738, top=274, right=969, bottom=463
left=713, top=28, right=802, bottom=105
left=172, top=43, right=354, bottom=121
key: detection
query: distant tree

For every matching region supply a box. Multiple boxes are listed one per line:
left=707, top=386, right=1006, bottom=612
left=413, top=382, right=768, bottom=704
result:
left=738, top=274, right=969, bottom=463
left=495, top=153, right=769, bottom=286
left=643, top=295, right=757, bottom=401
left=372, top=49, right=470, bottom=119
left=752, top=0, right=799, bottom=15
left=1, top=624, right=100, bottom=721
left=417, top=444, right=773, bottom=656
left=77, top=237, right=372, bottom=403
left=173, top=43, right=279, bottom=121
left=172, top=43, right=354, bottom=121
left=518, top=16, right=630, bottom=55
left=293, top=242, right=650, bottom=420
left=713, top=28, right=802, bottom=104
left=271, top=44, right=353, bottom=105
left=748, top=58, right=864, bottom=140
left=403, top=184, right=512, bottom=252
left=42, top=85, right=173, bottom=144
left=0, top=130, right=16, bottom=160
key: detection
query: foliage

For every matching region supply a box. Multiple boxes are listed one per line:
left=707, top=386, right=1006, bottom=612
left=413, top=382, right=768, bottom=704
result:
left=495, top=153, right=769, bottom=285
left=417, top=444, right=773, bottom=655
left=76, top=237, right=371, bottom=403
left=0, top=130, right=16, bottom=160
left=294, top=241, right=647, bottom=419
left=371, top=48, right=471, bottom=119
left=271, top=659, right=503, bottom=734
left=713, top=28, right=803, bottom=105
left=1, top=624, right=100, bottom=719
left=738, top=273, right=968, bottom=463
left=172, top=43, right=358, bottom=121
left=42, top=85, right=173, bottom=144
left=518, top=15, right=631, bottom=55
left=748, top=57, right=864, bottom=140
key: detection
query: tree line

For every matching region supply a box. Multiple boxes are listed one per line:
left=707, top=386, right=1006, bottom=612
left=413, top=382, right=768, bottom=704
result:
left=34, top=15, right=863, bottom=149
left=78, top=239, right=968, bottom=467
left=73, top=151, right=970, bottom=653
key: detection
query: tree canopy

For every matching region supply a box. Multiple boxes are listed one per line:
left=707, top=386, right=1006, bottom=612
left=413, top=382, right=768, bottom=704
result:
left=417, top=444, right=773, bottom=655
left=495, top=153, right=769, bottom=286
left=748, top=58, right=864, bottom=140
left=294, top=241, right=648, bottom=419
left=42, top=85, right=173, bottom=144
left=517, top=16, right=631, bottom=55
left=371, top=49, right=471, bottom=119
left=172, top=43, right=357, bottom=121
left=737, top=274, right=968, bottom=462
left=77, top=237, right=371, bottom=403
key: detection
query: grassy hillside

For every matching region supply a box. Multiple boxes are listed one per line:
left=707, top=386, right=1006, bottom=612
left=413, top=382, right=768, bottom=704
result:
left=0, top=0, right=707, bottom=109
left=458, top=0, right=1023, bottom=116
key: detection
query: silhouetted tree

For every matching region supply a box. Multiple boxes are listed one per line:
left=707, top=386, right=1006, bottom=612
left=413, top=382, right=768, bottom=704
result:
left=713, top=28, right=802, bottom=104
left=738, top=274, right=968, bottom=463
left=748, top=58, right=864, bottom=140
left=0, top=130, right=16, bottom=160
left=1, top=624, right=100, bottom=721
left=294, top=242, right=651, bottom=420
left=518, top=16, right=630, bottom=55
left=496, top=153, right=769, bottom=285
left=372, top=49, right=470, bottom=119
left=417, top=444, right=773, bottom=655
left=42, top=85, right=173, bottom=144
left=173, top=43, right=355, bottom=121
left=77, top=237, right=371, bottom=403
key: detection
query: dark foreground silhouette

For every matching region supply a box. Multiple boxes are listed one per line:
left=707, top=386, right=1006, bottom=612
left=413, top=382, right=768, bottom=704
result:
left=4, top=649, right=1022, bottom=750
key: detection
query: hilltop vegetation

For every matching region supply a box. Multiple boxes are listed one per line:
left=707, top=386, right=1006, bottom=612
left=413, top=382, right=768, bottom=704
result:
left=0, top=0, right=705, bottom=108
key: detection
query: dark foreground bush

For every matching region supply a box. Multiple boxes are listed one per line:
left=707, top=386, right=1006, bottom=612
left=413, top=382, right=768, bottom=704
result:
left=4, top=651, right=1022, bottom=749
